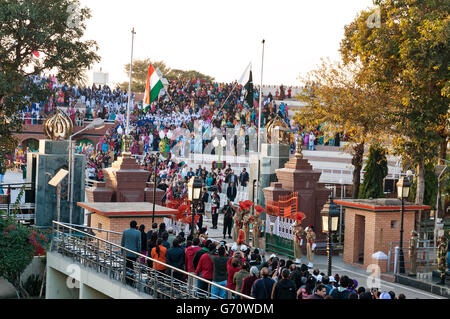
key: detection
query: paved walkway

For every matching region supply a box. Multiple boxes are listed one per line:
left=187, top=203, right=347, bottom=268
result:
left=201, top=213, right=445, bottom=299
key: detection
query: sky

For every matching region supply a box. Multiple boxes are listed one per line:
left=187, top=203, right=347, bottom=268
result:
left=79, top=0, right=375, bottom=87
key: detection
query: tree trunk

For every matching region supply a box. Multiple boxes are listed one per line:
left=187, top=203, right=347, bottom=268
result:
left=351, top=142, right=365, bottom=199
left=415, top=160, right=425, bottom=205
left=438, top=139, right=447, bottom=165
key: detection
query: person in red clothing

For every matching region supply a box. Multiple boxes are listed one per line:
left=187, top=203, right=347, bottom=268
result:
left=195, top=242, right=216, bottom=294
left=241, top=266, right=260, bottom=298
left=185, top=237, right=202, bottom=290
left=226, top=252, right=244, bottom=294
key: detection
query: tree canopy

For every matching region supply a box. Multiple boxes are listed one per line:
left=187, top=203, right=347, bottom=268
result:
left=340, top=0, right=449, bottom=203
left=0, top=0, right=100, bottom=167
left=294, top=59, right=389, bottom=198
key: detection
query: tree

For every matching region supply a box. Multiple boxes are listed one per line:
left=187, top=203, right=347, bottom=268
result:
left=294, top=59, right=389, bottom=198
left=0, top=0, right=100, bottom=168
left=0, top=218, right=48, bottom=298
left=340, top=0, right=449, bottom=204
left=359, top=144, right=388, bottom=199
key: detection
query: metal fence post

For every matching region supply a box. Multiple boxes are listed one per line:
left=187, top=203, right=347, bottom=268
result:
left=394, top=246, right=399, bottom=274
left=122, top=250, right=127, bottom=285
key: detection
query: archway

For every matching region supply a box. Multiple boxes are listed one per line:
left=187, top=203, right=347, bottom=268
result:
left=22, top=138, right=39, bottom=152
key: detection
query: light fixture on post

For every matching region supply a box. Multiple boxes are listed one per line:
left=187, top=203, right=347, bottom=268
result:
left=213, top=136, right=227, bottom=170
left=396, top=176, right=411, bottom=274
left=321, top=194, right=340, bottom=276
left=68, top=118, right=105, bottom=230
left=187, top=176, right=203, bottom=237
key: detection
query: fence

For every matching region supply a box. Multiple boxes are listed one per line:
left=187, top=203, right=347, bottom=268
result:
left=50, top=221, right=253, bottom=300
left=387, top=240, right=438, bottom=274
left=0, top=182, right=35, bottom=221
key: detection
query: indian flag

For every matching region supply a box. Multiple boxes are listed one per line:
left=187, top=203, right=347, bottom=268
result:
left=143, top=63, right=164, bottom=112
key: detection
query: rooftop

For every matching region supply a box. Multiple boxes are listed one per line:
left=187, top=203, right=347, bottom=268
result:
left=77, top=202, right=177, bottom=217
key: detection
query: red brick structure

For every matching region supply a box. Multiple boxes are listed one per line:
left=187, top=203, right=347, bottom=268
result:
left=336, top=199, right=430, bottom=272
left=14, top=122, right=115, bottom=148
left=103, top=156, right=150, bottom=202
left=78, top=202, right=177, bottom=244
left=273, top=156, right=331, bottom=237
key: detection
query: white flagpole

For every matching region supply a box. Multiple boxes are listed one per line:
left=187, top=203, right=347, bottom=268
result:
left=257, top=40, right=265, bottom=154
left=256, top=39, right=265, bottom=206
left=126, top=27, right=136, bottom=136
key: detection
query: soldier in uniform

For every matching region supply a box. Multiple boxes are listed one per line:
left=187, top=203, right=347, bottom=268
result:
left=243, top=211, right=252, bottom=246
left=437, top=235, right=448, bottom=285
left=305, top=226, right=316, bottom=268
left=233, top=209, right=243, bottom=243
left=252, top=213, right=263, bottom=250
left=293, top=222, right=305, bottom=264
left=408, top=230, right=418, bottom=276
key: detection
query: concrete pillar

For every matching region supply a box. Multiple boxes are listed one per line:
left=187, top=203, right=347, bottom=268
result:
left=46, top=267, right=79, bottom=299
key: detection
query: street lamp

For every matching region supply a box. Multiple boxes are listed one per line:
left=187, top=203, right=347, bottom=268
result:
left=321, top=194, right=340, bottom=276
left=187, top=176, right=203, bottom=237
left=396, top=176, right=411, bottom=274
left=212, top=136, right=227, bottom=170
left=69, top=118, right=105, bottom=228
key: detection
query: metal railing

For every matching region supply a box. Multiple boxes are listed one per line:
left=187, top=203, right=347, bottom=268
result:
left=0, top=182, right=35, bottom=220
left=387, top=240, right=438, bottom=273
left=50, top=221, right=253, bottom=299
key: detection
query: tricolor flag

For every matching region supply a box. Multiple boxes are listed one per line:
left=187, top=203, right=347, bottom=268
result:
left=238, top=63, right=254, bottom=108
left=143, top=63, right=164, bottom=112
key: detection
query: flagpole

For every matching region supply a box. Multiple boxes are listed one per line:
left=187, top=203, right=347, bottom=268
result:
left=257, top=39, right=265, bottom=154
left=256, top=39, right=265, bottom=206
left=126, top=27, right=135, bottom=138
left=217, top=82, right=239, bottom=113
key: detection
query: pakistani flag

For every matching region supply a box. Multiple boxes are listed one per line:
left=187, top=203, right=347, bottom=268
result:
left=143, top=63, right=164, bottom=112
left=238, top=63, right=254, bottom=108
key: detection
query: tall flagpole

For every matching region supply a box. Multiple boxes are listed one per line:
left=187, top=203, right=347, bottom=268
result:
left=124, top=27, right=135, bottom=155
left=257, top=39, right=265, bottom=154
left=256, top=39, right=265, bottom=205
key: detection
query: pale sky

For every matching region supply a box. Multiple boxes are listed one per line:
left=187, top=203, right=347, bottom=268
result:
left=79, top=0, right=374, bottom=87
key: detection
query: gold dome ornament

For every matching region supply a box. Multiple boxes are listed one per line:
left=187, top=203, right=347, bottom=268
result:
left=264, top=115, right=291, bottom=145
left=43, top=109, right=73, bottom=140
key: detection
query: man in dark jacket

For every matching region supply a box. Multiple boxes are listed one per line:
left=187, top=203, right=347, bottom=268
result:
left=227, top=182, right=237, bottom=202
left=239, top=168, right=249, bottom=188
left=251, top=267, right=275, bottom=299
left=211, top=245, right=229, bottom=299
left=222, top=200, right=235, bottom=239
left=309, top=284, right=327, bottom=299
left=271, top=269, right=297, bottom=299
left=166, top=239, right=185, bottom=281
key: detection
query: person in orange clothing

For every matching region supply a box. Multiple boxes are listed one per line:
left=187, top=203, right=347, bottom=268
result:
left=151, top=238, right=168, bottom=273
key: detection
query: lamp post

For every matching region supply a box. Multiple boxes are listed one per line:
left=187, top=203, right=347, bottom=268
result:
left=187, top=176, right=202, bottom=237
left=396, top=176, right=411, bottom=274
left=151, top=153, right=158, bottom=224
left=68, top=118, right=105, bottom=228
left=213, top=136, right=227, bottom=170
left=321, top=194, right=340, bottom=276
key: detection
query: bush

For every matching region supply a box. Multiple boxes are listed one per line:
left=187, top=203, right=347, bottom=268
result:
left=0, top=218, right=49, bottom=298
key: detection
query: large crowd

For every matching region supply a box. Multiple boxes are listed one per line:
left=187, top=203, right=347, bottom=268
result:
left=122, top=220, right=406, bottom=300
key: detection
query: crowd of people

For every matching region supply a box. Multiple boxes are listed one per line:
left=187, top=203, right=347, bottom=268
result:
left=122, top=220, right=407, bottom=300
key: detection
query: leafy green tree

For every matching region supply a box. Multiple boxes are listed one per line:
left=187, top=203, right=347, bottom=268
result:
left=359, top=144, right=388, bottom=199
left=340, top=0, right=449, bottom=204
left=0, top=0, right=100, bottom=169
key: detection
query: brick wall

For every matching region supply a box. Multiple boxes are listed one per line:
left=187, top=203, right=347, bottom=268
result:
left=343, top=207, right=417, bottom=272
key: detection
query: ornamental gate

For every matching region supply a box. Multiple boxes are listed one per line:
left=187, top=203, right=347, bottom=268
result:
left=265, top=192, right=299, bottom=258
